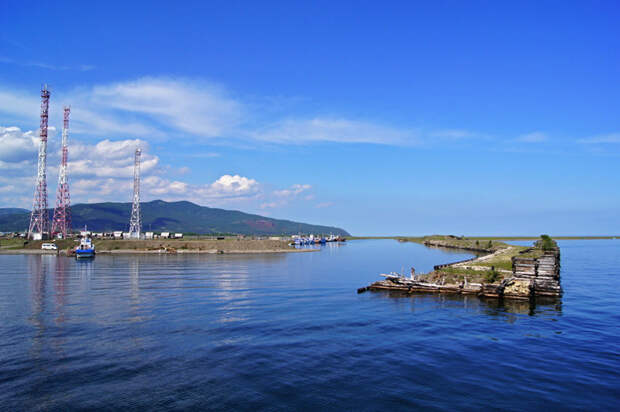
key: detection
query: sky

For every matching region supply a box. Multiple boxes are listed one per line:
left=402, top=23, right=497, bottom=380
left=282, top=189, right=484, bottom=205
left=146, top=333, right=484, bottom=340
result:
left=0, top=0, right=619, bottom=236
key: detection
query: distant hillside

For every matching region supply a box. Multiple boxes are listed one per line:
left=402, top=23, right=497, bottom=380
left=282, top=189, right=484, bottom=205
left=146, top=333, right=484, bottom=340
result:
left=0, top=200, right=350, bottom=236
left=0, top=208, right=28, bottom=216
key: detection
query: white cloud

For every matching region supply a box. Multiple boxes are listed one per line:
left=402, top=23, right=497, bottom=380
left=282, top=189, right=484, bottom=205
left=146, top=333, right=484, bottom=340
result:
left=0, top=126, right=39, bottom=161
left=69, top=139, right=159, bottom=178
left=0, top=127, right=269, bottom=208
left=0, top=159, right=33, bottom=171
left=70, top=173, right=260, bottom=206
left=516, top=131, right=548, bottom=143
left=315, top=202, right=334, bottom=208
left=430, top=129, right=481, bottom=139
left=203, top=174, right=260, bottom=198
left=0, top=77, right=487, bottom=147
left=274, top=183, right=311, bottom=197
left=251, top=118, right=418, bottom=145
left=0, top=56, right=95, bottom=71
left=91, top=77, right=242, bottom=138
left=0, top=184, right=16, bottom=193
left=577, top=133, right=620, bottom=144
left=0, top=89, right=40, bottom=122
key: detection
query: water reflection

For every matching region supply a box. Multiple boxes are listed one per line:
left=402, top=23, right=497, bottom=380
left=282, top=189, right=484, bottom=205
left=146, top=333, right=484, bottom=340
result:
left=371, top=289, right=562, bottom=317
left=28, top=256, right=49, bottom=362
left=54, top=256, right=68, bottom=325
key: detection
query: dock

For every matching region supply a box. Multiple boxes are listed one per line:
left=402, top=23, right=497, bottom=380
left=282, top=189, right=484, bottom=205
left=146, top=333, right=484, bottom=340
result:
left=359, top=236, right=562, bottom=300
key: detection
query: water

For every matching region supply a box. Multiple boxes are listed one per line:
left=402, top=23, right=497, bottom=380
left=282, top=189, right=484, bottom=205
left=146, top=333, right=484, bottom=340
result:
left=1, top=239, right=619, bottom=410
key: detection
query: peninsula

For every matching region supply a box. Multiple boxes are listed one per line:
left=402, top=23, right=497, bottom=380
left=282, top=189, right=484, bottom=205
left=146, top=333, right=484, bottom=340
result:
left=359, top=235, right=562, bottom=300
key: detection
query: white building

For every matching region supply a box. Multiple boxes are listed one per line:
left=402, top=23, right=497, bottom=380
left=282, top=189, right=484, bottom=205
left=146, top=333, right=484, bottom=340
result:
left=160, top=232, right=170, bottom=238
left=113, top=231, right=123, bottom=239
left=174, top=233, right=183, bottom=239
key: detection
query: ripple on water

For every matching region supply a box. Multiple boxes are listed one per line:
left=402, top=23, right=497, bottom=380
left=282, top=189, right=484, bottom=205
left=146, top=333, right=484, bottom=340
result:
left=0, top=240, right=619, bottom=410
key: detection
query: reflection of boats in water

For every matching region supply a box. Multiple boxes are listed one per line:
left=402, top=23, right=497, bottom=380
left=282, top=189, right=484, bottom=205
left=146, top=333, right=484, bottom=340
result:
left=290, top=234, right=346, bottom=246
left=75, top=235, right=96, bottom=259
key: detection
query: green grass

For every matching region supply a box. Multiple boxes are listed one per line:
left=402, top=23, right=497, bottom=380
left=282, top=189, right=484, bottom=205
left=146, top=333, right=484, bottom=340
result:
left=0, top=238, right=28, bottom=249
left=426, top=266, right=508, bottom=284
left=0, top=238, right=77, bottom=250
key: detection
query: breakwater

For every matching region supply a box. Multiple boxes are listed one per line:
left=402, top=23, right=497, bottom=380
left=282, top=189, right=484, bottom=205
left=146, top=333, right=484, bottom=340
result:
left=360, top=237, right=562, bottom=300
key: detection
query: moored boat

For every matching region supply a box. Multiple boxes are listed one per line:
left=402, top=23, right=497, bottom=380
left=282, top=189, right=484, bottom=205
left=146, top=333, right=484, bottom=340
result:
left=75, top=235, right=96, bottom=259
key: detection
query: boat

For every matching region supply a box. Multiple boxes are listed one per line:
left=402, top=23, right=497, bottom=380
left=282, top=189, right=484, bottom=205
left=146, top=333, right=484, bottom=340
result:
left=75, top=234, right=96, bottom=259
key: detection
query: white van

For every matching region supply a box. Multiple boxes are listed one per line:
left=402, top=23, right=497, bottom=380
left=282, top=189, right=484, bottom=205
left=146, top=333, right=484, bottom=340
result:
left=41, top=243, right=58, bottom=250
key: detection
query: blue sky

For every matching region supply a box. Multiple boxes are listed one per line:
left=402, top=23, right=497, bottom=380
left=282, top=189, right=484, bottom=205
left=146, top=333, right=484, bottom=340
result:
left=1, top=0, right=619, bottom=235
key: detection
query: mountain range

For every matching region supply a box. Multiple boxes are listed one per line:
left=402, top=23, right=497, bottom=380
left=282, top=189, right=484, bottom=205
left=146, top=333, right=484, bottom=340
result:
left=0, top=200, right=350, bottom=236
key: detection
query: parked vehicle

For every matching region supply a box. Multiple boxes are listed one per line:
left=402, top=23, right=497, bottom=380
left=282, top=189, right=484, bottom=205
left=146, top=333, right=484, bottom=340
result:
left=41, top=243, right=58, bottom=250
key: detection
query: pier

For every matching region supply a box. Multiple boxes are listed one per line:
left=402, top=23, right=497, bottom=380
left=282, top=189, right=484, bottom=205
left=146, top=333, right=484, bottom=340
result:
left=360, top=236, right=562, bottom=300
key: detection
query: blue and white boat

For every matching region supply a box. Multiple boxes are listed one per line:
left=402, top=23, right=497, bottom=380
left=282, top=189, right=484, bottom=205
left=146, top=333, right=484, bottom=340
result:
left=75, top=235, right=96, bottom=259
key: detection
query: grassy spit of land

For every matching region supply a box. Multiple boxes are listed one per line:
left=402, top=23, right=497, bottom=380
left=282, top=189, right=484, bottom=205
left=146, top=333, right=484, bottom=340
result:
left=412, top=235, right=557, bottom=285
left=0, top=238, right=312, bottom=255
left=351, top=234, right=562, bottom=286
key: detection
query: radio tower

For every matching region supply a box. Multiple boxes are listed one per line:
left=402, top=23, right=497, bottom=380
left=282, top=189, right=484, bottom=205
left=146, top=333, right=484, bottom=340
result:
left=51, top=106, right=72, bottom=238
left=128, top=148, right=141, bottom=239
left=28, top=85, right=51, bottom=239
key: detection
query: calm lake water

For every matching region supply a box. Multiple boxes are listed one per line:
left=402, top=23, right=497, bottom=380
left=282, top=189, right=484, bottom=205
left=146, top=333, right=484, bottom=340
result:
left=1, top=239, right=619, bottom=410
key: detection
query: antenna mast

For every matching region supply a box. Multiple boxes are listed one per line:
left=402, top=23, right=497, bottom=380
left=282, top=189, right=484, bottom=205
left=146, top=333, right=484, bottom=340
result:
left=128, top=148, right=142, bottom=238
left=28, top=85, right=51, bottom=239
left=51, top=106, right=72, bottom=238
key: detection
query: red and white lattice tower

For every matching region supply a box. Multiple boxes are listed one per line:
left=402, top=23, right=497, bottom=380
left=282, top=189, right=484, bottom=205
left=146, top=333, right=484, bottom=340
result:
left=128, top=148, right=142, bottom=238
left=28, top=85, right=51, bottom=239
left=51, top=106, right=72, bottom=238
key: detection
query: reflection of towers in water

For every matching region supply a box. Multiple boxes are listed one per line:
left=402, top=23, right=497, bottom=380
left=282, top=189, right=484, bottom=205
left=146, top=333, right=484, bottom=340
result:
left=130, top=258, right=140, bottom=302
left=28, top=255, right=50, bottom=357
left=29, top=255, right=48, bottom=318
left=54, top=255, right=69, bottom=324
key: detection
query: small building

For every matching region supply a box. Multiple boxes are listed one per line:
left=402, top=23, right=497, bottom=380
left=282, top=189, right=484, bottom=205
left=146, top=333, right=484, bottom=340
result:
left=269, top=236, right=281, bottom=240
left=145, top=232, right=154, bottom=239
left=174, top=233, right=183, bottom=239
left=160, top=232, right=170, bottom=239
left=123, top=232, right=130, bottom=239
left=113, top=231, right=123, bottom=239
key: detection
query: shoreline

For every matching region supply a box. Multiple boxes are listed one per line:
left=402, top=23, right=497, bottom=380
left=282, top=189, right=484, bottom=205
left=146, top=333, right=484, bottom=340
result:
left=0, top=248, right=318, bottom=256
left=347, top=235, right=617, bottom=241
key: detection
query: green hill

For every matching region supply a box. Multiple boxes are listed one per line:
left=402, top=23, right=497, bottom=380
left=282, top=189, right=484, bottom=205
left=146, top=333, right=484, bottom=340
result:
left=0, top=208, right=28, bottom=216
left=0, top=200, right=350, bottom=236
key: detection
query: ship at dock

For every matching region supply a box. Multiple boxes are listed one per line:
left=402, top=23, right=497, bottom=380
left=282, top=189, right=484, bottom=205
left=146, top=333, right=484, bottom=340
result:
left=75, top=234, right=96, bottom=259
